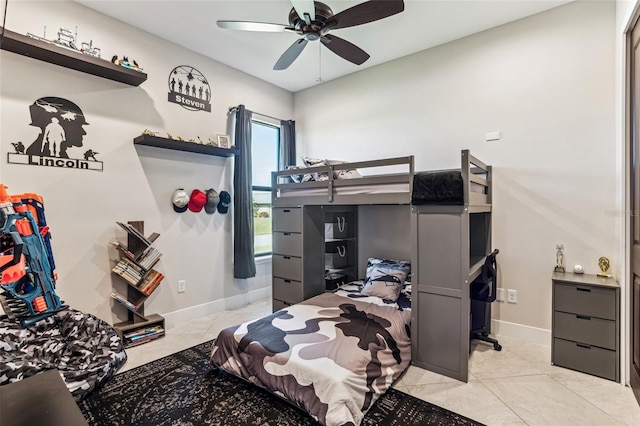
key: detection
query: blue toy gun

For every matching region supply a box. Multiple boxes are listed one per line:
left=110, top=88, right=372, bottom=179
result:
left=0, top=185, right=65, bottom=327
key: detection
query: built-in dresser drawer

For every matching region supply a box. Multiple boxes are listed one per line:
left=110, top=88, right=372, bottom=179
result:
left=273, top=277, right=304, bottom=305
left=273, top=299, right=293, bottom=312
left=273, top=232, right=302, bottom=256
left=553, top=338, right=616, bottom=381
left=553, top=311, right=615, bottom=350
left=554, top=283, right=616, bottom=320
left=272, top=254, right=302, bottom=281
left=273, top=207, right=301, bottom=233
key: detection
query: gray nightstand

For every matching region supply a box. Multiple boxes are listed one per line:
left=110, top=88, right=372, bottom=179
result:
left=551, top=272, right=619, bottom=381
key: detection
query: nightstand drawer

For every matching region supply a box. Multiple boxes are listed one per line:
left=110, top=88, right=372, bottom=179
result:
left=273, top=277, right=304, bottom=305
left=554, top=283, right=616, bottom=320
left=553, top=338, right=616, bottom=381
left=273, top=207, right=301, bottom=232
left=273, top=299, right=293, bottom=312
left=273, top=232, right=302, bottom=256
left=553, top=311, right=615, bottom=350
left=273, top=254, right=302, bottom=281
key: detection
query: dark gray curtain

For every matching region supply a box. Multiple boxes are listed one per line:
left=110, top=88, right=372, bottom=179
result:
left=233, top=105, right=256, bottom=278
left=280, top=120, right=296, bottom=168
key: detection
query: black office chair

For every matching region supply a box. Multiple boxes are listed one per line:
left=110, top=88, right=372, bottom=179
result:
left=470, top=249, right=502, bottom=351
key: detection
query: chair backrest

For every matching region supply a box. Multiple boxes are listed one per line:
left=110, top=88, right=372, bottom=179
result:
left=470, top=249, right=499, bottom=302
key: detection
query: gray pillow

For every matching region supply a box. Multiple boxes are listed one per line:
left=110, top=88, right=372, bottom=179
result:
left=361, top=258, right=411, bottom=302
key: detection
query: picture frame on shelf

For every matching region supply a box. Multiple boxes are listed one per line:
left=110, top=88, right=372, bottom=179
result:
left=217, top=134, right=230, bottom=149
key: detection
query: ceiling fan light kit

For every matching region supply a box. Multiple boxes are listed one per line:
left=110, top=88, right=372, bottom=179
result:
left=216, top=0, right=404, bottom=70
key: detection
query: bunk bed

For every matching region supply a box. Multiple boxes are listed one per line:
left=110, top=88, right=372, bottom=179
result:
left=209, top=150, right=492, bottom=425
left=271, top=156, right=415, bottom=206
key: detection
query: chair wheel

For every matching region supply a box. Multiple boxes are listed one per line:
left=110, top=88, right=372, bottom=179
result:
left=494, top=343, right=502, bottom=351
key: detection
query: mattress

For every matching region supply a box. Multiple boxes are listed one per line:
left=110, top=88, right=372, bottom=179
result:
left=210, top=286, right=411, bottom=426
left=278, top=182, right=409, bottom=197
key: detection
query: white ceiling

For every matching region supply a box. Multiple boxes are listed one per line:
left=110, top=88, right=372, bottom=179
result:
left=75, top=0, right=571, bottom=93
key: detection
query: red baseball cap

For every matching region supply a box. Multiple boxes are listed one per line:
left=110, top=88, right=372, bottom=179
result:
left=188, top=189, right=207, bottom=213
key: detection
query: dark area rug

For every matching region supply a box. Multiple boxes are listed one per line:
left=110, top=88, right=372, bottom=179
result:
left=78, top=340, right=484, bottom=426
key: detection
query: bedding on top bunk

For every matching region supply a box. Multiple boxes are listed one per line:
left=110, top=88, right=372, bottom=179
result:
left=210, top=282, right=412, bottom=426
left=411, top=170, right=485, bottom=205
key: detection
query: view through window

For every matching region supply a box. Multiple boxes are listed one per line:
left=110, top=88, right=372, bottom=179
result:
left=251, top=120, right=280, bottom=256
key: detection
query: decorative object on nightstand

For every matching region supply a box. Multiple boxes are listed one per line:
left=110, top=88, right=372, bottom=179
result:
left=597, top=256, right=613, bottom=278
left=551, top=272, right=619, bottom=381
left=110, top=221, right=165, bottom=348
left=554, top=244, right=565, bottom=272
left=573, top=264, right=584, bottom=274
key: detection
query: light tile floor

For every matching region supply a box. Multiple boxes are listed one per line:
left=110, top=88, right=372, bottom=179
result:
left=122, top=298, right=640, bottom=426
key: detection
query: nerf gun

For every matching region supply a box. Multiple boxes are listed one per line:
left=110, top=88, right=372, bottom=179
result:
left=0, top=185, right=65, bottom=326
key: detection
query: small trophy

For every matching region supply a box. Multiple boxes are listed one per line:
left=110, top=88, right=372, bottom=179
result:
left=597, top=257, right=613, bottom=278
left=554, top=244, right=565, bottom=273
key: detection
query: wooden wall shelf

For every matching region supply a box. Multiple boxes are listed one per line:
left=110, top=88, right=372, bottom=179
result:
left=134, top=134, right=240, bottom=157
left=0, top=26, right=147, bottom=86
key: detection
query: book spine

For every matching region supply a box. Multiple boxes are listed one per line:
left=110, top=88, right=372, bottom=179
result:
left=111, top=292, right=137, bottom=311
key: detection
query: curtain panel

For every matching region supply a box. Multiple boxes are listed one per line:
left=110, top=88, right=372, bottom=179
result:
left=233, top=105, right=256, bottom=279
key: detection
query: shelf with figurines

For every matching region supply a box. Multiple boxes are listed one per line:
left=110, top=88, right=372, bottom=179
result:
left=0, top=25, right=147, bottom=86
left=109, top=221, right=165, bottom=348
left=134, top=130, right=240, bottom=157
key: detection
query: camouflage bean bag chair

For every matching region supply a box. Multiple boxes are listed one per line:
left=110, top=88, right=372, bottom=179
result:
left=0, top=308, right=127, bottom=401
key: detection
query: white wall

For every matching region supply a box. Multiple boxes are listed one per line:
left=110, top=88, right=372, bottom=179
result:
left=0, top=1, right=291, bottom=324
left=294, top=1, right=617, bottom=331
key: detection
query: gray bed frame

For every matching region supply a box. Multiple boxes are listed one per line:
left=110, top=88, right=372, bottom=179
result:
left=270, top=150, right=493, bottom=382
left=271, top=156, right=415, bottom=206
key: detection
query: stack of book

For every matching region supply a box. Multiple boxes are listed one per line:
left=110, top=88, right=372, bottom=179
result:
left=111, top=292, right=138, bottom=311
left=123, top=325, right=165, bottom=347
left=112, top=258, right=144, bottom=285
left=137, top=246, right=161, bottom=270
left=138, top=269, right=164, bottom=295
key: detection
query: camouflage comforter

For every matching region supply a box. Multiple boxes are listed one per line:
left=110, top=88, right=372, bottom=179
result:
left=210, top=288, right=412, bottom=426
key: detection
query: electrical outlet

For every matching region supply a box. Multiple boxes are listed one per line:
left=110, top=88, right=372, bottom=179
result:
left=507, top=289, right=517, bottom=303
left=496, top=288, right=505, bottom=302
left=178, top=280, right=186, bottom=293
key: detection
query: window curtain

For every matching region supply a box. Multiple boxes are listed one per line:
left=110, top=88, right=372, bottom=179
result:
left=280, top=120, right=296, bottom=168
left=233, top=105, right=256, bottom=279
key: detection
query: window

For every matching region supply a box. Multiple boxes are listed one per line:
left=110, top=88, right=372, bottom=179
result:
left=251, top=120, right=280, bottom=256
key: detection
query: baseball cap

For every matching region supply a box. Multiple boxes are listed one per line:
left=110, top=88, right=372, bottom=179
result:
left=172, top=188, right=189, bottom=213
left=217, top=190, right=231, bottom=214
left=204, top=188, right=220, bottom=214
left=188, top=189, right=207, bottom=213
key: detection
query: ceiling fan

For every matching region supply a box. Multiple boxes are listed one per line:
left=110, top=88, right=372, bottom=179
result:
left=217, top=0, right=405, bottom=70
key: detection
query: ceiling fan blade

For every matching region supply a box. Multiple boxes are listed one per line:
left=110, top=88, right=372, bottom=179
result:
left=217, top=21, right=295, bottom=32
left=321, top=34, right=369, bottom=65
left=328, top=0, right=404, bottom=30
left=290, top=0, right=315, bottom=24
left=274, top=38, right=309, bottom=70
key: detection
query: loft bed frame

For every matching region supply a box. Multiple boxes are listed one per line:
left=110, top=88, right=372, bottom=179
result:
left=270, top=150, right=493, bottom=383
left=411, top=150, right=492, bottom=382
left=271, top=150, right=491, bottom=209
left=271, top=156, right=415, bottom=206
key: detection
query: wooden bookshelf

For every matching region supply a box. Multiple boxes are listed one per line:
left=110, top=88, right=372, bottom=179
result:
left=0, top=26, right=147, bottom=86
left=110, top=221, right=165, bottom=348
left=134, top=134, right=240, bottom=157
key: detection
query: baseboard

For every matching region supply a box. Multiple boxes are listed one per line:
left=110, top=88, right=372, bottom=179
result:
left=491, top=319, right=551, bottom=346
left=162, top=286, right=271, bottom=328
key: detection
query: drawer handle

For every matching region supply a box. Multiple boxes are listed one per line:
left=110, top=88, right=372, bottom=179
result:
left=284, top=279, right=291, bottom=283
left=576, top=315, right=591, bottom=320
left=283, top=209, right=291, bottom=213
left=576, top=343, right=592, bottom=349
left=284, top=232, right=291, bottom=236
left=283, top=256, right=291, bottom=260
left=576, top=287, right=591, bottom=292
